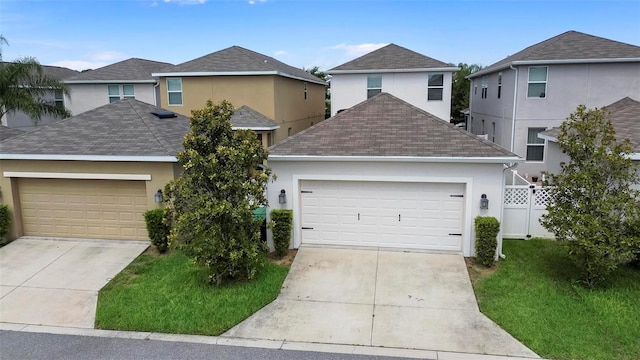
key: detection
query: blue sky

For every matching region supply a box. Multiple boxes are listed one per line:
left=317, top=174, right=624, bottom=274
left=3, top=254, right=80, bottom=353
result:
left=1, top=0, right=639, bottom=71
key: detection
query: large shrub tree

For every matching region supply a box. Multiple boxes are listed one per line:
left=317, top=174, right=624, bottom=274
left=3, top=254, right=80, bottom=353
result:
left=165, top=100, right=272, bottom=286
left=450, top=63, right=481, bottom=123
left=0, top=35, right=71, bottom=122
left=540, top=105, right=640, bottom=287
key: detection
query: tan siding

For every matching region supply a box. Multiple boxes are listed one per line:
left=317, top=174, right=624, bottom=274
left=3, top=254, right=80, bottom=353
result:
left=273, top=77, right=325, bottom=143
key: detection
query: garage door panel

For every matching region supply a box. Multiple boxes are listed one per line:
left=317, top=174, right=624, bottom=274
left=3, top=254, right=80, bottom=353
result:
left=18, top=178, right=149, bottom=240
left=300, top=180, right=464, bottom=252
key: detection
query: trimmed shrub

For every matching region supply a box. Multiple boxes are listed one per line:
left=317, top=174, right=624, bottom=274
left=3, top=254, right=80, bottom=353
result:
left=144, top=208, right=169, bottom=253
left=270, top=209, right=292, bottom=258
left=475, top=216, right=500, bottom=267
left=0, top=205, right=10, bottom=245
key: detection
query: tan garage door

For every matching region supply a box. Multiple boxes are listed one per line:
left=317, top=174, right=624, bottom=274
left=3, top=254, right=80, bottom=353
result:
left=19, top=178, right=149, bottom=240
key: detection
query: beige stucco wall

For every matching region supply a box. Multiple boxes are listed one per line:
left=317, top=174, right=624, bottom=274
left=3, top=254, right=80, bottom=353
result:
left=0, top=160, right=177, bottom=241
left=272, top=77, right=325, bottom=143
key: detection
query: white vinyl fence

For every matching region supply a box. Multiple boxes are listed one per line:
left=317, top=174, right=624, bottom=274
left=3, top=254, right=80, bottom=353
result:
left=503, top=185, right=555, bottom=239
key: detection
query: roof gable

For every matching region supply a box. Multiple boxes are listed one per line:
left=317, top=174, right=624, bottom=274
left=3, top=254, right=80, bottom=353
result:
left=269, top=93, right=516, bottom=159
left=66, top=58, right=173, bottom=82
left=231, top=105, right=279, bottom=130
left=328, top=44, right=453, bottom=73
left=473, top=31, right=640, bottom=77
left=0, top=99, right=191, bottom=158
left=154, top=46, right=325, bottom=84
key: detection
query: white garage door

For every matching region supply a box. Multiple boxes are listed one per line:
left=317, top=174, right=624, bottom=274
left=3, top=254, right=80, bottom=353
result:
left=300, top=180, right=464, bottom=252
left=18, top=178, right=149, bottom=240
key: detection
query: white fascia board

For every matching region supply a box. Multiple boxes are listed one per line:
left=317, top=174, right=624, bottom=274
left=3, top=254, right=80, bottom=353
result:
left=328, top=67, right=460, bottom=75
left=629, top=153, right=640, bottom=161
left=268, top=155, right=523, bottom=163
left=538, top=133, right=558, bottom=142
left=151, top=71, right=326, bottom=86
left=470, top=58, right=640, bottom=78
left=3, top=172, right=151, bottom=181
left=232, top=126, right=280, bottom=131
left=65, top=80, right=156, bottom=84
left=0, top=154, right=178, bottom=162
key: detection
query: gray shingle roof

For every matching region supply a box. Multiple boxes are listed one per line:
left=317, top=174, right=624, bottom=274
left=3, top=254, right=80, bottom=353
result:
left=231, top=105, right=279, bottom=130
left=269, top=93, right=517, bottom=159
left=65, top=58, right=173, bottom=82
left=154, top=46, right=325, bottom=85
left=328, top=44, right=453, bottom=72
left=541, top=97, right=640, bottom=152
left=41, top=65, right=79, bottom=80
left=0, top=126, right=25, bottom=141
left=0, top=99, right=191, bottom=157
left=472, top=31, right=640, bottom=77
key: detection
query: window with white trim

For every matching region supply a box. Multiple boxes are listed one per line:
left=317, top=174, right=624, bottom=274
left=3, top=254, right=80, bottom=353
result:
left=108, top=84, right=135, bottom=103
left=428, top=73, right=443, bottom=101
left=367, top=75, right=382, bottom=98
left=108, top=85, right=120, bottom=103
left=526, top=128, right=545, bottom=161
left=54, top=90, right=64, bottom=109
left=527, top=67, right=547, bottom=98
left=492, top=122, right=496, bottom=142
left=123, top=85, right=135, bottom=98
left=167, top=78, right=183, bottom=106
left=481, top=76, right=488, bottom=99
left=304, top=82, right=308, bottom=100
left=497, top=72, right=502, bottom=99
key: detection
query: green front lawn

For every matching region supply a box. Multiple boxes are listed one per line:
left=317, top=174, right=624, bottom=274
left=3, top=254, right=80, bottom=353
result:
left=474, top=239, right=640, bottom=360
left=95, top=251, right=289, bottom=336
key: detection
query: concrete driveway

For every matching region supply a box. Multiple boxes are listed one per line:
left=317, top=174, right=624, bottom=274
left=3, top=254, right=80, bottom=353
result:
left=224, top=246, right=539, bottom=358
left=0, top=237, right=148, bottom=328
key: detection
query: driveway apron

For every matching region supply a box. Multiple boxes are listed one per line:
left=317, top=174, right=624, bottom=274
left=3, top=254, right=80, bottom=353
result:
left=0, top=237, right=148, bottom=328
left=223, top=246, right=539, bottom=358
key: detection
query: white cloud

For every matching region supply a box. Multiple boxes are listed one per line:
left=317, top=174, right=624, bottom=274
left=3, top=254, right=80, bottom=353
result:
left=274, top=50, right=287, bottom=56
left=50, top=60, right=110, bottom=71
left=248, top=0, right=267, bottom=4
left=327, top=43, right=388, bottom=57
left=89, top=51, right=127, bottom=62
left=163, top=0, right=207, bottom=4
left=50, top=51, right=128, bottom=71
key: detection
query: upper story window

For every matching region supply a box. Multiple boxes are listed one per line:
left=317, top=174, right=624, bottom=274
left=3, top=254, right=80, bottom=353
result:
left=526, top=127, right=546, bottom=161
left=428, top=74, right=443, bottom=101
left=481, top=76, right=488, bottom=99
left=527, top=67, right=547, bottom=98
left=367, top=75, right=382, bottom=98
left=54, top=90, right=64, bottom=109
left=108, top=85, right=120, bottom=103
left=167, top=78, right=183, bottom=106
left=108, top=84, right=135, bottom=103
left=497, top=72, right=502, bottom=99
left=123, top=85, right=135, bottom=99
left=304, top=82, right=308, bottom=100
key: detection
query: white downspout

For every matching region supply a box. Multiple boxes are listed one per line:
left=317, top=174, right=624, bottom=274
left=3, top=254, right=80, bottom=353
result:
left=153, top=83, right=160, bottom=106
left=498, top=162, right=519, bottom=259
left=509, top=65, right=519, bottom=153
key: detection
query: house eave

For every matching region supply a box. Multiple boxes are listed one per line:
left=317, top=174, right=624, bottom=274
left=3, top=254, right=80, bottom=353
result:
left=65, top=80, right=157, bottom=84
left=151, top=71, right=326, bottom=86
left=538, top=133, right=558, bottom=142
left=268, top=155, right=522, bottom=164
left=232, top=125, right=280, bottom=131
left=328, top=67, right=460, bottom=75
left=469, top=57, right=640, bottom=78
left=0, top=154, right=178, bottom=162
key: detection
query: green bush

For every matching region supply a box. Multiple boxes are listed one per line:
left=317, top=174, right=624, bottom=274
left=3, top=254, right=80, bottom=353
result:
left=144, top=209, right=169, bottom=253
left=0, top=205, right=10, bottom=245
left=270, top=209, right=292, bottom=258
left=474, top=216, right=500, bottom=267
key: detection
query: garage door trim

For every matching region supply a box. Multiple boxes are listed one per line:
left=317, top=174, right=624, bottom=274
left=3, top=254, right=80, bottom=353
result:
left=4, top=171, right=151, bottom=181
left=290, top=174, right=474, bottom=256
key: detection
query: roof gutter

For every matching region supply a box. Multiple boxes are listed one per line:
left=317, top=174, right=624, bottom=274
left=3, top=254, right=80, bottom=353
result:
left=232, top=125, right=280, bottom=131
left=470, top=57, right=640, bottom=78
left=328, top=67, right=460, bottom=75
left=268, top=155, right=522, bottom=164
left=64, top=80, right=157, bottom=84
left=0, top=154, right=178, bottom=162
left=509, top=64, right=518, bottom=152
left=537, top=134, right=639, bottom=160
left=150, top=70, right=327, bottom=86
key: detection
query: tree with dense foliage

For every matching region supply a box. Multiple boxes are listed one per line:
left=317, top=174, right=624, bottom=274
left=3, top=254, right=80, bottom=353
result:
left=0, top=35, right=71, bottom=122
left=450, top=63, right=481, bottom=123
left=304, top=66, right=330, bottom=119
left=164, top=100, right=272, bottom=286
left=540, top=105, right=640, bottom=287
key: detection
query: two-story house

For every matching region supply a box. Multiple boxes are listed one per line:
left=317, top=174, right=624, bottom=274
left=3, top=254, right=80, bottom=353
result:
left=327, top=44, right=459, bottom=120
left=64, top=58, right=173, bottom=116
left=152, top=46, right=326, bottom=145
left=1, top=64, right=78, bottom=131
left=468, top=31, right=640, bottom=178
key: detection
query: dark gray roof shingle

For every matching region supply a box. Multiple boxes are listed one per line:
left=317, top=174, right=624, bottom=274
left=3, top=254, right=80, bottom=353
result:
left=472, top=31, right=640, bottom=77
left=269, top=93, right=516, bottom=158
left=328, top=44, right=452, bottom=72
left=156, top=46, right=325, bottom=85
left=0, top=126, right=25, bottom=141
left=41, top=65, right=79, bottom=80
left=0, top=99, right=191, bottom=157
left=231, top=105, right=279, bottom=130
left=66, top=58, right=173, bottom=82
left=541, top=97, right=640, bottom=152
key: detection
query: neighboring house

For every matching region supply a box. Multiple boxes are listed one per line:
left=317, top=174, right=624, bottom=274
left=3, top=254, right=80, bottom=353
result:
left=230, top=105, right=280, bottom=148
left=539, top=97, right=640, bottom=182
left=267, top=93, right=521, bottom=257
left=1, top=64, right=78, bottom=131
left=0, top=99, right=191, bottom=241
left=152, top=46, right=326, bottom=145
left=64, top=58, right=173, bottom=116
left=468, top=30, right=640, bottom=178
left=327, top=44, right=459, bottom=120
